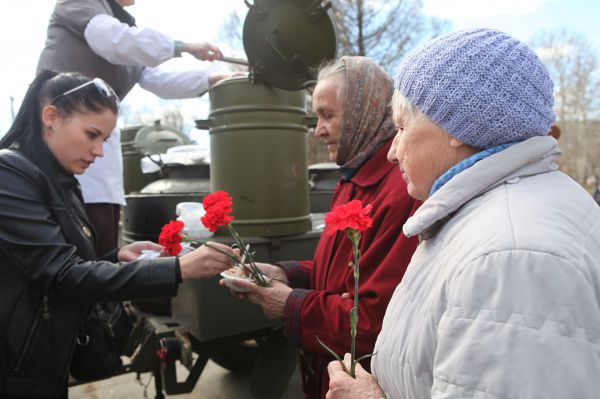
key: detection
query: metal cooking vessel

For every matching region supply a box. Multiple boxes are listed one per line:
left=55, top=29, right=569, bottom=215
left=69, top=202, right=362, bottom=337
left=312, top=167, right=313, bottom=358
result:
left=121, top=121, right=191, bottom=194
left=122, top=163, right=211, bottom=244
left=121, top=125, right=156, bottom=194
left=196, top=77, right=312, bottom=237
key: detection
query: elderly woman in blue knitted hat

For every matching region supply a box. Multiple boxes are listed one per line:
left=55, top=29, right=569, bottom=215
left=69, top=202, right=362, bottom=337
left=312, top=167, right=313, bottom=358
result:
left=325, top=28, right=600, bottom=399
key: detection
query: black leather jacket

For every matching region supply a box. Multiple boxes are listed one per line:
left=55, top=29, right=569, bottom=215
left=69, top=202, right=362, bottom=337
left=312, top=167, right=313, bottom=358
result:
left=0, top=147, right=179, bottom=397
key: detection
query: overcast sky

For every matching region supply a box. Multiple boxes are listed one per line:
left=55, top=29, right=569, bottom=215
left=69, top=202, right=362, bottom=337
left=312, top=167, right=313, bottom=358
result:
left=0, top=0, right=598, bottom=145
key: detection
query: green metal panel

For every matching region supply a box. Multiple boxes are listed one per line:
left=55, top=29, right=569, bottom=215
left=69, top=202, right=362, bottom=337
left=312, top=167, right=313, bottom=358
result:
left=206, top=77, right=311, bottom=237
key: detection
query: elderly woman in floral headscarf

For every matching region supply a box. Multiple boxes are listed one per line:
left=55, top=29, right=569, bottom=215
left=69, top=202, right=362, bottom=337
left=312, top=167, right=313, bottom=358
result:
left=229, top=56, right=420, bottom=398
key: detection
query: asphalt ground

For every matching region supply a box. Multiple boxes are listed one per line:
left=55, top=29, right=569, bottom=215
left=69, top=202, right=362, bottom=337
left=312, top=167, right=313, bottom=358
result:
left=69, top=359, right=304, bottom=398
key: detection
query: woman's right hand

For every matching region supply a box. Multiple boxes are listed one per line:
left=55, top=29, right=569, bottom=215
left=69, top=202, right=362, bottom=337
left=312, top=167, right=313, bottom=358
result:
left=179, top=242, right=239, bottom=279
left=326, top=354, right=385, bottom=399
left=184, top=42, right=223, bottom=61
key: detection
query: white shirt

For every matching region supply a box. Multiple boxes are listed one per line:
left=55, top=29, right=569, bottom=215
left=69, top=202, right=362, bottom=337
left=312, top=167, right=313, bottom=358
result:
left=77, top=14, right=211, bottom=204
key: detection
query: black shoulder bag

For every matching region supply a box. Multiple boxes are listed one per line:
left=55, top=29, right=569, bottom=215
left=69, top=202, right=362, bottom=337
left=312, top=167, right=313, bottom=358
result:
left=70, top=302, right=133, bottom=381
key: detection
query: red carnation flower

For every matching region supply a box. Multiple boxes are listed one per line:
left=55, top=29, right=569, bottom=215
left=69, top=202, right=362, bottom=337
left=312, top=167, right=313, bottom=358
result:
left=201, top=190, right=235, bottom=232
left=158, top=220, right=184, bottom=255
left=203, top=190, right=232, bottom=210
left=320, top=199, right=374, bottom=377
left=325, top=200, right=373, bottom=236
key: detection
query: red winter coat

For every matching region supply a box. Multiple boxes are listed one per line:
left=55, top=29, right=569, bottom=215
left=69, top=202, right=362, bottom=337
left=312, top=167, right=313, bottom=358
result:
left=280, top=141, right=420, bottom=398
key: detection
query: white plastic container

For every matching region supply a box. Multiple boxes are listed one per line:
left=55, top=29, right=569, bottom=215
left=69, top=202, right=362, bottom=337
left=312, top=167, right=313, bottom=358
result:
left=175, top=202, right=214, bottom=240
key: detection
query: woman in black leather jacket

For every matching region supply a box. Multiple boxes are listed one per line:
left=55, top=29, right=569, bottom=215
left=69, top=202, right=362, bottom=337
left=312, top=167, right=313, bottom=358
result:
left=0, top=71, right=237, bottom=398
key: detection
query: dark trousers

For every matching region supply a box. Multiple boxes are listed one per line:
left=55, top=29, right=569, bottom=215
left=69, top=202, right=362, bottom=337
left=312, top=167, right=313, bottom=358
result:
left=84, top=203, right=121, bottom=257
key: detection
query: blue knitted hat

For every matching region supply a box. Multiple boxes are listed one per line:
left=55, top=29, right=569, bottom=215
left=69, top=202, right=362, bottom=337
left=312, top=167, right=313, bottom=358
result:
left=395, top=28, right=556, bottom=149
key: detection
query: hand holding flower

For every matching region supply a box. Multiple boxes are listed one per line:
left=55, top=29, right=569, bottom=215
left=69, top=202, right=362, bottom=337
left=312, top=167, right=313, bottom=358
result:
left=253, top=262, right=288, bottom=284
left=179, top=241, right=240, bottom=279
left=326, top=354, right=384, bottom=399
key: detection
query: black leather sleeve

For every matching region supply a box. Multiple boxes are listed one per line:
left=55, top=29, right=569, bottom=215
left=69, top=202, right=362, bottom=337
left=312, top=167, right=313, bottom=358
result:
left=0, top=155, right=179, bottom=303
left=100, top=248, right=120, bottom=263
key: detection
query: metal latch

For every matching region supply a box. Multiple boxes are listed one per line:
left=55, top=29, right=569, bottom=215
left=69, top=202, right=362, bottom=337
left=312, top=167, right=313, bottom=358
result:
left=305, top=0, right=332, bottom=22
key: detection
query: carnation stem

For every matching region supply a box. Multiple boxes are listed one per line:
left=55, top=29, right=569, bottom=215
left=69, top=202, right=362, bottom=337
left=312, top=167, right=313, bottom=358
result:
left=227, top=224, right=268, bottom=286
left=349, top=233, right=360, bottom=378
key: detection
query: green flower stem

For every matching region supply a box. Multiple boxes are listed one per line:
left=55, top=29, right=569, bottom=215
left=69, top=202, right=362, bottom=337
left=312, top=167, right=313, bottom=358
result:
left=316, top=228, right=366, bottom=378
left=184, top=233, right=267, bottom=286
left=348, top=230, right=361, bottom=378
left=227, top=224, right=268, bottom=286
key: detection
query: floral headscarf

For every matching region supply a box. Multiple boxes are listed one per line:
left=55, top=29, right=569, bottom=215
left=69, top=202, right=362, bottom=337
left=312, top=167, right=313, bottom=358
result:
left=335, top=56, right=396, bottom=168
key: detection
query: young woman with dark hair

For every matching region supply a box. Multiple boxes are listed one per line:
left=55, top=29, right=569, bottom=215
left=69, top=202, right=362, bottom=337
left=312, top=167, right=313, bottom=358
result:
left=0, top=71, right=237, bottom=398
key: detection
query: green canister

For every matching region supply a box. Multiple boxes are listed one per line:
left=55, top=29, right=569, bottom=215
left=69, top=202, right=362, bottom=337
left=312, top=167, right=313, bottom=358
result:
left=196, top=77, right=311, bottom=237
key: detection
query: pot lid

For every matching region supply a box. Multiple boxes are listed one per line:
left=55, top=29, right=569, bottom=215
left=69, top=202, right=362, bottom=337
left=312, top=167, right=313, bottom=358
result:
left=134, top=120, right=191, bottom=155
left=242, top=0, right=337, bottom=90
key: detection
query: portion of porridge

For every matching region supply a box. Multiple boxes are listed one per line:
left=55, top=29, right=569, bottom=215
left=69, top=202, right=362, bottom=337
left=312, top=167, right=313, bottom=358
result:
left=223, top=265, right=251, bottom=279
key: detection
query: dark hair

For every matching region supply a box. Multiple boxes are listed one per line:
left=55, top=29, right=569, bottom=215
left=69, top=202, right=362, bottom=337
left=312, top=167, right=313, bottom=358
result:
left=0, top=71, right=119, bottom=155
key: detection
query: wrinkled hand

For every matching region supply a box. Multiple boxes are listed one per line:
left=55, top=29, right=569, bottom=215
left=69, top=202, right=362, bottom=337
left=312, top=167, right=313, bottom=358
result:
left=222, top=277, right=292, bottom=319
left=326, top=354, right=385, bottom=399
left=118, top=241, right=162, bottom=262
left=184, top=42, right=223, bottom=61
left=179, top=242, right=239, bottom=279
left=219, top=262, right=287, bottom=295
left=254, top=262, right=288, bottom=283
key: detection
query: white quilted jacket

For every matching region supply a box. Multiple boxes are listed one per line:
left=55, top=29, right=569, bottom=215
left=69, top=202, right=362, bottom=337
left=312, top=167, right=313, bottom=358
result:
left=372, top=136, right=600, bottom=399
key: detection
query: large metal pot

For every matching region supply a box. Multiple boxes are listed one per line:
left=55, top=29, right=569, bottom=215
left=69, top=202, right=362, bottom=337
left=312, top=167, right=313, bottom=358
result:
left=122, top=163, right=211, bottom=244
left=121, top=125, right=154, bottom=195
left=121, top=121, right=191, bottom=194
left=196, top=77, right=312, bottom=237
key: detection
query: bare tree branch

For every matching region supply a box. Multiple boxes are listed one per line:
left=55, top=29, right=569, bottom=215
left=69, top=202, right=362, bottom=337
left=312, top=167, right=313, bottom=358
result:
left=330, top=0, right=448, bottom=73
left=532, top=30, right=600, bottom=184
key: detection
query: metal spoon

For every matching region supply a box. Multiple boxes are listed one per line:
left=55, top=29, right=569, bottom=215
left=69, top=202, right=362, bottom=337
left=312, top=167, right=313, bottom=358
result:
left=220, top=56, right=249, bottom=67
